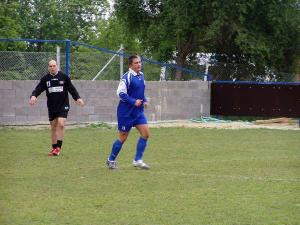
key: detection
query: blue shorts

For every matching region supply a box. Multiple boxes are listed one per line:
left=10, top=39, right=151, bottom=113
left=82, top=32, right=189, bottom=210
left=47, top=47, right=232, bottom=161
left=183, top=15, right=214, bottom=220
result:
left=118, top=113, right=148, bottom=132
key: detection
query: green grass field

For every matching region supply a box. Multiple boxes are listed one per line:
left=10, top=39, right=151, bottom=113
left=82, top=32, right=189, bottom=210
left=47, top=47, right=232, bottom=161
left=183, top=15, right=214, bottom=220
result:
left=0, top=127, right=299, bottom=225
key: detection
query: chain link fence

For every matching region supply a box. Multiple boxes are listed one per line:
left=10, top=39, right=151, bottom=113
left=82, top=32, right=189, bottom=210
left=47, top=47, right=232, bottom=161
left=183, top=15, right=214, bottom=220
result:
left=0, top=50, right=123, bottom=80
left=0, top=51, right=57, bottom=80
left=0, top=50, right=206, bottom=81
left=69, top=49, right=121, bottom=81
left=0, top=39, right=297, bottom=81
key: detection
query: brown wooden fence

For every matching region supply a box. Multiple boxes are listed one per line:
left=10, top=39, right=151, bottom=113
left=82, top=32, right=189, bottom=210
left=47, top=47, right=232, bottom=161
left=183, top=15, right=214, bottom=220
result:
left=211, top=81, right=300, bottom=117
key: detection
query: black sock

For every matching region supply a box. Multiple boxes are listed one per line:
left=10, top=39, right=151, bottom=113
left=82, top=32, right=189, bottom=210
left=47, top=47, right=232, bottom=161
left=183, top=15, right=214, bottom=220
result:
left=57, top=140, right=63, bottom=148
left=52, top=144, right=58, bottom=149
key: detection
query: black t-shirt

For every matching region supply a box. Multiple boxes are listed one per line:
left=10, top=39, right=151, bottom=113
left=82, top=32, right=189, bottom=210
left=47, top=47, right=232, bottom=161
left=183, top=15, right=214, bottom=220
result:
left=31, top=71, right=80, bottom=113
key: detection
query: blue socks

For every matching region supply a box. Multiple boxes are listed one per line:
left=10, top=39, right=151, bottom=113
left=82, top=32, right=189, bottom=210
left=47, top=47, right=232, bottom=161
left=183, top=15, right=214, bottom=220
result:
left=108, top=139, right=123, bottom=161
left=135, top=137, right=148, bottom=161
left=109, top=137, right=148, bottom=161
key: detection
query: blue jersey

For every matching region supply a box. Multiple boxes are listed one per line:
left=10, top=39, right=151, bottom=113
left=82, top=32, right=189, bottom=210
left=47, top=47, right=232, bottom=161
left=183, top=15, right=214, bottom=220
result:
left=117, top=68, right=147, bottom=118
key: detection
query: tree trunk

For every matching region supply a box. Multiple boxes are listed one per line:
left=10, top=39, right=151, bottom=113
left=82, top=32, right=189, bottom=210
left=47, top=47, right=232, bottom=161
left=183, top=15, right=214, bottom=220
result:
left=175, top=55, right=185, bottom=80
left=174, top=32, right=194, bottom=80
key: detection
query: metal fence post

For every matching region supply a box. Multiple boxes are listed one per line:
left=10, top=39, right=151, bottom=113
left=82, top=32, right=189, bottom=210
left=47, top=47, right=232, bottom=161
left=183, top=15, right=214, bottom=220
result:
left=120, top=44, right=124, bottom=78
left=92, top=45, right=124, bottom=81
left=56, top=46, right=60, bottom=71
left=65, top=39, right=71, bottom=76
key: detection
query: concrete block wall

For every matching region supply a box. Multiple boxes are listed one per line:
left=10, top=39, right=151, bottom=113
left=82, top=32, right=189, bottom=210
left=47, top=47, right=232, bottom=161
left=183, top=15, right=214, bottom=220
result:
left=0, top=80, right=210, bottom=125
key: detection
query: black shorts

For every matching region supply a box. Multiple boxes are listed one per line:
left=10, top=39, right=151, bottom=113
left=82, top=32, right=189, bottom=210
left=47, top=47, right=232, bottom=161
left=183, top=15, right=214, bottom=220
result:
left=48, top=111, right=68, bottom=121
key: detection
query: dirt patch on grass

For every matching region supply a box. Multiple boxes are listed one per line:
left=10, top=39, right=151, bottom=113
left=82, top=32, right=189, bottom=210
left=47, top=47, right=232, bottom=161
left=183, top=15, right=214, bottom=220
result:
left=148, top=120, right=300, bottom=130
left=1, top=119, right=299, bottom=130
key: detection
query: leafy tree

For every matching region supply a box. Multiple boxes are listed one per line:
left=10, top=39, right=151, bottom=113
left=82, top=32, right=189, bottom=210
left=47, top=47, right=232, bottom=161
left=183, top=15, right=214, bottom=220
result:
left=1, top=0, right=108, bottom=51
left=0, top=1, right=26, bottom=50
left=210, top=0, right=300, bottom=81
left=90, top=18, right=141, bottom=53
left=0, top=0, right=110, bottom=80
left=114, top=0, right=300, bottom=81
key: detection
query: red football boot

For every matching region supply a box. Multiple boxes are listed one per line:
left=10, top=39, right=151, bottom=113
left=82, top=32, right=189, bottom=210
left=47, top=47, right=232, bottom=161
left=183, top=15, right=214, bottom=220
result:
left=48, top=148, right=56, bottom=156
left=52, top=147, right=61, bottom=156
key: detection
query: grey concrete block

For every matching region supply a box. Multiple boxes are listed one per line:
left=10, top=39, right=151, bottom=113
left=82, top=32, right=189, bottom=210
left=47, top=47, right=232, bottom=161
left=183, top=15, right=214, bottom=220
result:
left=0, top=104, right=15, bottom=116
left=15, top=107, right=28, bottom=116
left=16, top=106, right=41, bottom=116
left=69, top=115, right=90, bottom=123
left=98, top=81, right=119, bottom=89
left=77, top=106, right=95, bottom=115
left=197, top=81, right=211, bottom=90
left=13, top=95, right=29, bottom=108
left=87, top=115, right=101, bottom=122
left=78, top=91, right=98, bottom=99
left=0, top=81, right=13, bottom=89
left=84, top=97, right=103, bottom=106
left=40, top=116, right=49, bottom=122
left=16, top=89, right=33, bottom=99
left=149, top=81, right=170, bottom=89
left=146, top=112, right=156, bottom=121
left=13, top=80, right=37, bottom=90
left=165, top=81, right=185, bottom=88
left=0, top=80, right=211, bottom=125
left=99, top=113, right=115, bottom=122
left=27, top=116, right=43, bottom=123
left=0, top=89, right=16, bottom=99
left=94, top=88, right=116, bottom=97
left=40, top=107, right=48, bottom=115
left=94, top=108, right=116, bottom=115
left=15, top=116, right=28, bottom=123
left=96, top=98, right=115, bottom=107
left=0, top=116, right=15, bottom=124
left=73, top=80, right=95, bottom=89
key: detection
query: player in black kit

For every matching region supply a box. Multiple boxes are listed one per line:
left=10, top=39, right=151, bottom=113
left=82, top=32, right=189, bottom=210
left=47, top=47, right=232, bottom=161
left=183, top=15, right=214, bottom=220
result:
left=29, top=60, right=84, bottom=156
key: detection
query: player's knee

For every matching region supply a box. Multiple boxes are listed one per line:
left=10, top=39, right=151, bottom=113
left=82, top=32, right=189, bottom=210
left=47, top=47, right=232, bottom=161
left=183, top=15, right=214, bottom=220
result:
left=119, top=136, right=128, bottom=143
left=142, top=133, right=150, bottom=139
left=118, top=133, right=128, bottom=143
left=57, top=122, right=65, bottom=129
left=51, top=122, right=58, bottom=129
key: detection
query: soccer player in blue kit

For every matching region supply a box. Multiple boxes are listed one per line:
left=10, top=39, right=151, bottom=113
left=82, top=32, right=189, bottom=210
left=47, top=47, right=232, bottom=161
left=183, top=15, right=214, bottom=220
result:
left=106, top=55, right=150, bottom=170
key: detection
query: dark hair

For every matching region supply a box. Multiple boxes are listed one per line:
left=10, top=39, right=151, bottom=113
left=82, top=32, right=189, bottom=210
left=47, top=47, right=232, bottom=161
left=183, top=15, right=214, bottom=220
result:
left=128, top=55, right=140, bottom=65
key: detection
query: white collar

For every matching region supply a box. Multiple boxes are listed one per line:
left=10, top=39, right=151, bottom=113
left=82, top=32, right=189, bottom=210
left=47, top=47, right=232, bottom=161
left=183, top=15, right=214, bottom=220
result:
left=129, top=68, right=142, bottom=76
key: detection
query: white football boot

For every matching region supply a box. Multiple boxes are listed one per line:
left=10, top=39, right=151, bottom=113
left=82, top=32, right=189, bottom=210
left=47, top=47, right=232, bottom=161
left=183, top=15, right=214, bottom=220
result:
left=133, top=160, right=150, bottom=170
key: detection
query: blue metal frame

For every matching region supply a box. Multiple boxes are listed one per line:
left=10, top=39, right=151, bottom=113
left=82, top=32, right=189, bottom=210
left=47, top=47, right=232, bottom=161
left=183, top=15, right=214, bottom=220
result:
left=0, top=38, right=66, bottom=43
left=65, top=40, right=71, bottom=75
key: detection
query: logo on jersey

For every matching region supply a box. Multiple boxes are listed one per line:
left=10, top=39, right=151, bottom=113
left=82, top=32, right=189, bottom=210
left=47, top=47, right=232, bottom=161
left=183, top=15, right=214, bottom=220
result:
left=46, top=81, right=51, bottom=87
left=48, top=86, right=63, bottom=93
left=59, top=81, right=64, bottom=85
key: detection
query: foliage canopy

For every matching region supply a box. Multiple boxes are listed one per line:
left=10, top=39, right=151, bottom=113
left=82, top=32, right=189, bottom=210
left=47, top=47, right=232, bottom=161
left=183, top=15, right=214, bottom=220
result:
left=1, top=0, right=299, bottom=81
left=114, top=0, right=300, bottom=81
